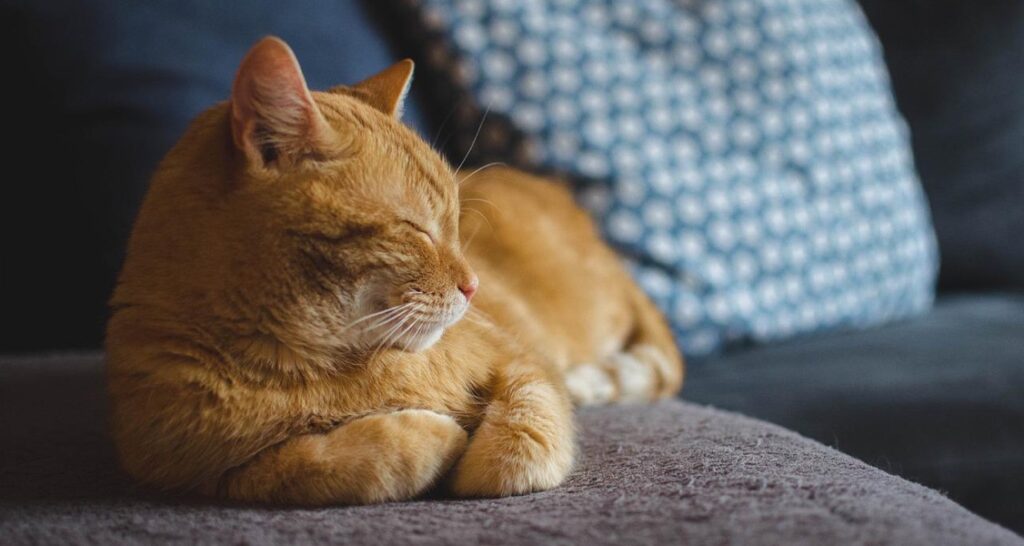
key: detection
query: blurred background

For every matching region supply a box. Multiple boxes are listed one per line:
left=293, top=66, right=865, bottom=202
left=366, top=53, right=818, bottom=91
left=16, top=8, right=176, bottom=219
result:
left=1, top=0, right=1021, bottom=533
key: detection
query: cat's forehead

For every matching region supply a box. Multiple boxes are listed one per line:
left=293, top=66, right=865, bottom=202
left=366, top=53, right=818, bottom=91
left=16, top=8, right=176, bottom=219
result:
left=305, top=91, right=459, bottom=221
left=299, top=149, right=458, bottom=229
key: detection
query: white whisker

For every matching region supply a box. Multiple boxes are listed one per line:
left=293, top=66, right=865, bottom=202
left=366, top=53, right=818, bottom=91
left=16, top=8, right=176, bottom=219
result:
left=461, top=207, right=494, bottom=232
left=461, top=314, right=491, bottom=328
left=367, top=311, right=414, bottom=362
left=342, top=302, right=413, bottom=333
left=380, top=310, right=414, bottom=340
left=364, top=303, right=422, bottom=331
left=458, top=161, right=506, bottom=186
left=467, top=307, right=498, bottom=327
left=459, top=197, right=500, bottom=210
left=461, top=220, right=483, bottom=251
left=411, top=319, right=428, bottom=347
left=394, top=315, right=421, bottom=347
left=454, top=104, right=491, bottom=178
left=431, top=103, right=459, bottom=149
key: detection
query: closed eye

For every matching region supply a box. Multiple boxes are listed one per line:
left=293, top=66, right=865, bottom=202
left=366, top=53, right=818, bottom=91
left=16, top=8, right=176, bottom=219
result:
left=401, top=220, right=435, bottom=245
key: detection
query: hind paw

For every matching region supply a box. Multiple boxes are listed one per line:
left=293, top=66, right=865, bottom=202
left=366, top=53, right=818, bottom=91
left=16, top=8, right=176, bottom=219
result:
left=565, top=344, right=678, bottom=405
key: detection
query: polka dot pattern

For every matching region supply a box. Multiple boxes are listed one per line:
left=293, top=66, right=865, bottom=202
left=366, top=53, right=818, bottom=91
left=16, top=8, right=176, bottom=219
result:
left=401, top=0, right=938, bottom=356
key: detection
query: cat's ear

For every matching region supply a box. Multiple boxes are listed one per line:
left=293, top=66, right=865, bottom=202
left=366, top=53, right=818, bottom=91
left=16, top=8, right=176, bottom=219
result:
left=230, top=37, right=337, bottom=168
left=352, top=59, right=415, bottom=118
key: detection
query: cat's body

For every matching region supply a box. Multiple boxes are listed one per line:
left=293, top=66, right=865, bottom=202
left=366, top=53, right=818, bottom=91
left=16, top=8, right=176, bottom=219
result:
left=106, top=38, right=682, bottom=505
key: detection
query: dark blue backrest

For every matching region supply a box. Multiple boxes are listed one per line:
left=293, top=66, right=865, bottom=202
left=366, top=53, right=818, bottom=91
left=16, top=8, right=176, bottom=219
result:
left=1, top=0, right=425, bottom=351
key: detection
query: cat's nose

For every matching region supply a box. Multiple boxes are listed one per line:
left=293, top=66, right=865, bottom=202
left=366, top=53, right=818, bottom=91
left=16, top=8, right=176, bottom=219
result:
left=458, top=274, right=479, bottom=302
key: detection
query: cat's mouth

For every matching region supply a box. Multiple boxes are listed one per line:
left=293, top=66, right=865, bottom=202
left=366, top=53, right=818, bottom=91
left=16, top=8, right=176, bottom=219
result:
left=388, top=310, right=463, bottom=352
left=370, top=289, right=469, bottom=352
left=402, top=297, right=469, bottom=351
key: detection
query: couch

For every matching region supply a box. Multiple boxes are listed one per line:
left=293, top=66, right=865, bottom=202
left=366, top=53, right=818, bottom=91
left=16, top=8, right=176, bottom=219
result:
left=689, top=1, right=1024, bottom=529
left=1, top=0, right=1021, bottom=542
left=1, top=353, right=1020, bottom=545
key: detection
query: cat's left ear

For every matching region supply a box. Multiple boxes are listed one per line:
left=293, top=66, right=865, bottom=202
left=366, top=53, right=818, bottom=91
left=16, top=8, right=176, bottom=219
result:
left=230, top=37, right=340, bottom=168
left=351, top=59, right=415, bottom=118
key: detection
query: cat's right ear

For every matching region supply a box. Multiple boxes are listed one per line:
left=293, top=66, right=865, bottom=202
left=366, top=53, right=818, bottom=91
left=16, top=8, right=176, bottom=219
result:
left=230, top=37, right=338, bottom=168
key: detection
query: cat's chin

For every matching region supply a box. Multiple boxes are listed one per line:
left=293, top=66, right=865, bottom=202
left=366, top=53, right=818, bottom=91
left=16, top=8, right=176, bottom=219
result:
left=394, top=325, right=446, bottom=353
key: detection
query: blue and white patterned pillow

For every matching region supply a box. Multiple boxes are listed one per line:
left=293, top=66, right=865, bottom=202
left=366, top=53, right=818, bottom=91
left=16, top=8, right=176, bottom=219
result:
left=401, top=0, right=938, bottom=356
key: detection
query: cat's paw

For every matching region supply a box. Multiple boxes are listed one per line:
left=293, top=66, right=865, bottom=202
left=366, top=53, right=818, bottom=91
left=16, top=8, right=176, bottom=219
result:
left=449, top=401, right=574, bottom=497
left=219, top=408, right=468, bottom=505
left=605, top=348, right=658, bottom=402
left=565, top=344, right=678, bottom=405
left=391, top=409, right=469, bottom=453
left=564, top=364, right=616, bottom=405
left=346, top=409, right=469, bottom=503
left=632, top=344, right=683, bottom=397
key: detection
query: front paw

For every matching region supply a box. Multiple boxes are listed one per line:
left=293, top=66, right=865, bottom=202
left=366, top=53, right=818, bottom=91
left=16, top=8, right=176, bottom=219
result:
left=327, top=409, right=469, bottom=504
left=449, top=401, right=574, bottom=497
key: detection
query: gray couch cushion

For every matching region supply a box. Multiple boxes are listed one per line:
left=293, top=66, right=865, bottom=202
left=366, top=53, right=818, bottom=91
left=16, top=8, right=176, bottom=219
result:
left=686, top=293, right=1024, bottom=532
left=1, top=353, right=1019, bottom=545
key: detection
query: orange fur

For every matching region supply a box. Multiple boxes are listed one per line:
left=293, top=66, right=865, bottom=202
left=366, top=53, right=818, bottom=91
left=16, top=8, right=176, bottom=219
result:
left=106, top=37, right=683, bottom=505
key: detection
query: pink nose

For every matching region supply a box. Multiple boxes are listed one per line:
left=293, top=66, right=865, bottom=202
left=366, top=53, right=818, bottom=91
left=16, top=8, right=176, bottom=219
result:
left=459, top=275, right=479, bottom=301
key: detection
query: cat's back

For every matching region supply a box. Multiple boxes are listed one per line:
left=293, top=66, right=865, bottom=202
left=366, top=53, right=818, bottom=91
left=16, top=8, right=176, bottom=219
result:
left=458, top=167, right=634, bottom=368
left=458, top=167, right=606, bottom=261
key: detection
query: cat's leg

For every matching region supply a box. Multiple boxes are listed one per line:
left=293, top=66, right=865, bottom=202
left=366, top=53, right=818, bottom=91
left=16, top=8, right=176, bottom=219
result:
left=449, top=361, right=575, bottom=497
left=565, top=283, right=684, bottom=405
left=220, top=409, right=467, bottom=505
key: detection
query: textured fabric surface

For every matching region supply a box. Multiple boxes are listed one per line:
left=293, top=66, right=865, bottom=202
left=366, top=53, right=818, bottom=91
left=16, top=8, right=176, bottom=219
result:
left=2, top=353, right=1020, bottom=545
left=686, top=293, right=1024, bottom=532
left=388, top=0, right=938, bottom=356
left=858, top=1, right=1024, bottom=290
left=0, top=0, right=426, bottom=352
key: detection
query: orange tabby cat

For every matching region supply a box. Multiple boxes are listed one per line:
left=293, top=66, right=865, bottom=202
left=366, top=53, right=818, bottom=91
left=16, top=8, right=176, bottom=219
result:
left=106, top=37, right=683, bottom=505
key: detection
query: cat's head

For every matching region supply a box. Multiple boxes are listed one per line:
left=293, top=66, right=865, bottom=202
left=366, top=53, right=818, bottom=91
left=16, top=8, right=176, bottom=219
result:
left=213, top=37, right=477, bottom=356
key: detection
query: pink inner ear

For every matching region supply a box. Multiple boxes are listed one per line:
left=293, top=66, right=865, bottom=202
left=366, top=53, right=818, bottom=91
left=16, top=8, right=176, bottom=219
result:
left=230, top=37, right=324, bottom=164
